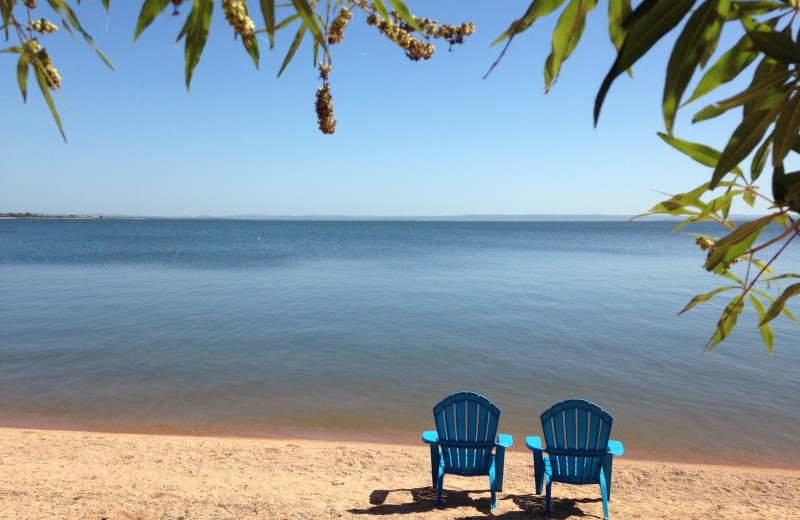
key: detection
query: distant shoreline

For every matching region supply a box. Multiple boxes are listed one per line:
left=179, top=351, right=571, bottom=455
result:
left=0, top=213, right=102, bottom=220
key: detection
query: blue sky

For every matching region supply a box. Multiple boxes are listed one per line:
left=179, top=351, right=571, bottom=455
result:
left=1, top=1, right=768, bottom=217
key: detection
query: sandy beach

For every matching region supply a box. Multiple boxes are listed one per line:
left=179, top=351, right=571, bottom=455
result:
left=0, top=427, right=797, bottom=519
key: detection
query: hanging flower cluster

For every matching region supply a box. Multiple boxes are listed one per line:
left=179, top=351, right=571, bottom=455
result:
left=222, top=0, right=256, bottom=45
left=28, top=18, right=58, bottom=34
left=24, top=40, right=60, bottom=89
left=365, top=12, right=434, bottom=61
left=405, top=17, right=475, bottom=47
left=328, top=7, right=353, bottom=45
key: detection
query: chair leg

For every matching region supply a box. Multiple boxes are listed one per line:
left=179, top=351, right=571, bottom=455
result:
left=545, top=480, right=552, bottom=516
left=533, top=452, right=545, bottom=495
left=489, top=457, right=497, bottom=509
left=429, top=443, right=440, bottom=488
left=436, top=472, right=445, bottom=507
left=599, top=469, right=609, bottom=520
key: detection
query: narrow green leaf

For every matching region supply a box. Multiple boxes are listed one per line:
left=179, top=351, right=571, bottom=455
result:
left=692, top=69, right=791, bottom=123
left=544, top=0, right=596, bottom=91
left=749, top=294, right=774, bottom=355
left=371, top=0, right=391, bottom=23
left=134, top=0, right=171, bottom=41
left=491, top=0, right=567, bottom=46
left=16, top=54, right=30, bottom=102
left=658, top=132, right=743, bottom=175
left=46, top=0, right=114, bottom=69
left=32, top=62, right=66, bottom=141
left=706, top=295, right=745, bottom=352
left=663, top=0, right=727, bottom=134
left=684, top=33, right=759, bottom=106
left=608, top=0, right=632, bottom=51
left=244, top=35, right=259, bottom=69
left=744, top=56, right=788, bottom=118
left=595, top=0, right=693, bottom=124
left=749, top=29, right=800, bottom=63
left=290, top=0, right=327, bottom=52
left=751, top=135, right=772, bottom=182
left=761, top=282, right=800, bottom=324
left=680, top=285, right=738, bottom=314
left=711, top=88, right=790, bottom=187
left=772, top=92, right=800, bottom=166
left=276, top=13, right=301, bottom=31
left=259, top=0, right=276, bottom=48
left=184, top=0, right=214, bottom=90
left=278, top=22, right=306, bottom=77
left=387, top=0, right=423, bottom=35
left=704, top=215, right=773, bottom=271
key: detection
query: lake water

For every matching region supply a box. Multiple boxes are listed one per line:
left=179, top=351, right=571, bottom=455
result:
left=1, top=219, right=798, bottom=467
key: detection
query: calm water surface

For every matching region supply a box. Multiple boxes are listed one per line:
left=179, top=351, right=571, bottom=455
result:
left=1, top=219, right=798, bottom=466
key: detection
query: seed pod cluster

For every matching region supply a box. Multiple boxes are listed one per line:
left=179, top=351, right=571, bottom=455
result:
left=222, top=0, right=256, bottom=43
left=28, top=19, right=58, bottom=34
left=409, top=17, right=475, bottom=46
left=366, top=13, right=434, bottom=61
left=37, top=48, right=61, bottom=89
left=328, top=7, right=353, bottom=45
left=315, top=85, right=336, bottom=134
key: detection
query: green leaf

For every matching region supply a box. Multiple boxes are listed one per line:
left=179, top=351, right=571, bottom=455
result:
left=134, top=0, right=171, bottom=42
left=751, top=135, right=772, bottom=182
left=184, top=0, right=214, bottom=90
left=371, top=0, right=391, bottom=24
left=595, top=0, right=694, bottom=124
left=290, top=0, right=327, bottom=53
left=772, top=92, right=800, bottom=166
left=544, top=0, right=596, bottom=91
left=46, top=0, right=114, bottom=70
left=276, top=13, right=301, bottom=31
left=17, top=53, right=29, bottom=102
left=278, top=22, right=307, bottom=77
left=704, top=214, right=773, bottom=271
left=760, top=282, right=800, bottom=325
left=387, top=0, right=423, bottom=35
left=749, top=294, right=774, bottom=355
left=711, top=88, right=790, bottom=187
left=492, top=0, right=567, bottom=46
left=658, top=132, right=742, bottom=175
left=692, top=69, right=791, bottom=123
left=260, top=0, right=276, bottom=48
left=31, top=60, right=66, bottom=141
left=663, top=0, right=728, bottom=134
left=743, top=188, right=756, bottom=206
left=683, top=26, right=761, bottom=107
left=608, top=0, right=632, bottom=51
left=680, top=285, right=738, bottom=314
left=748, top=28, right=800, bottom=63
left=706, top=295, right=745, bottom=352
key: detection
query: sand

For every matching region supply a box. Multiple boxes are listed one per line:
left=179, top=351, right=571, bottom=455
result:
left=0, top=427, right=797, bottom=519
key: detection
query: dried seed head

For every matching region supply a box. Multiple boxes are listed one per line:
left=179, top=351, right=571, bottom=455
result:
left=24, top=0, right=38, bottom=8
left=315, top=86, right=336, bottom=135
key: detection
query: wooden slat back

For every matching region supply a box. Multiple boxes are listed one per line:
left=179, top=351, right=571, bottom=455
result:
left=540, top=399, right=613, bottom=484
left=433, top=392, right=500, bottom=476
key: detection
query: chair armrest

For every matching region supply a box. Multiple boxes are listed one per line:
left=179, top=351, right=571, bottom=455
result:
left=422, top=431, right=438, bottom=444
left=607, top=440, right=624, bottom=456
left=496, top=434, right=513, bottom=448
left=525, top=436, right=543, bottom=451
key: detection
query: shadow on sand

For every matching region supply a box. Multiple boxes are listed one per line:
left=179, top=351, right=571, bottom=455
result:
left=348, top=487, right=606, bottom=519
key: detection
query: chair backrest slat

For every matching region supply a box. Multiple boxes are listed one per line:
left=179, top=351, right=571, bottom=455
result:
left=433, top=392, right=500, bottom=476
left=540, top=399, right=613, bottom=484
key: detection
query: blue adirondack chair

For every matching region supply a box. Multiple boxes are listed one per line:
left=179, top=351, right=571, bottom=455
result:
left=422, top=391, right=513, bottom=509
left=526, top=399, right=624, bottom=520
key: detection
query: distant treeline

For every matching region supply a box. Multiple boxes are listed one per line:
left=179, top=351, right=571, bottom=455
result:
left=1, top=212, right=102, bottom=219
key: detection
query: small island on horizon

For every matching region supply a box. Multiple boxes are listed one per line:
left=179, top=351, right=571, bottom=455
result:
left=0, top=212, right=103, bottom=220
